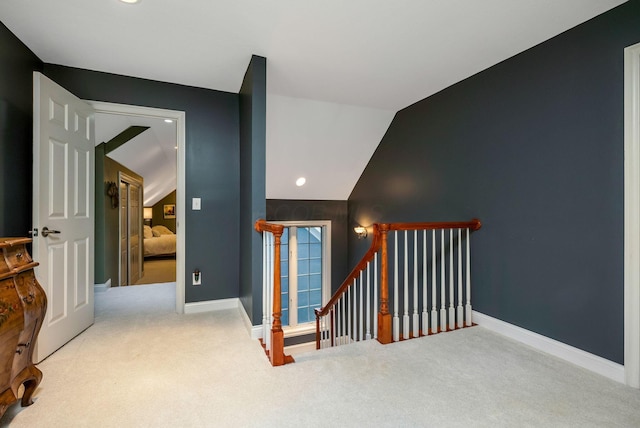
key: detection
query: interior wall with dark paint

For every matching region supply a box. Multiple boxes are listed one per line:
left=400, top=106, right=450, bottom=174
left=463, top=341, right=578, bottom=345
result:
left=0, top=22, right=43, bottom=236
left=239, top=56, right=267, bottom=325
left=267, top=200, right=349, bottom=295
left=348, top=0, right=640, bottom=364
left=42, top=64, right=240, bottom=304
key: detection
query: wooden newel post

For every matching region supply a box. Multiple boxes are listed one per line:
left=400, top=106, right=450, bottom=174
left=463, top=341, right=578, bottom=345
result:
left=377, top=224, right=392, bottom=344
left=270, top=228, right=285, bottom=366
left=254, top=219, right=294, bottom=366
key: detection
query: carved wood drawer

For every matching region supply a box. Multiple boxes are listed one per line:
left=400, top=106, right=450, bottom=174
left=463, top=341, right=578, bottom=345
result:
left=1, top=238, right=33, bottom=271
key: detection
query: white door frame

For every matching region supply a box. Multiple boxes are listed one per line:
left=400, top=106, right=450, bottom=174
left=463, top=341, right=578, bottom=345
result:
left=89, top=101, right=186, bottom=314
left=624, top=41, right=640, bottom=388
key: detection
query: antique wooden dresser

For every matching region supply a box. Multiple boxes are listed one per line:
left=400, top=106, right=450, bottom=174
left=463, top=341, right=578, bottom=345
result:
left=0, top=238, right=47, bottom=419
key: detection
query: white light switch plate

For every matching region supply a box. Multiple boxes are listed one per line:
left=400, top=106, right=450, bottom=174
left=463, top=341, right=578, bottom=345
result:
left=192, top=198, right=201, bottom=210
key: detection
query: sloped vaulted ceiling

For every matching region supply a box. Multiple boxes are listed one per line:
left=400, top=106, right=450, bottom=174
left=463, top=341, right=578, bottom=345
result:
left=0, top=0, right=627, bottom=200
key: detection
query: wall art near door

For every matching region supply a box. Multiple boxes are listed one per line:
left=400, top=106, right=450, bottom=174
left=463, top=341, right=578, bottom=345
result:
left=163, top=204, right=176, bottom=219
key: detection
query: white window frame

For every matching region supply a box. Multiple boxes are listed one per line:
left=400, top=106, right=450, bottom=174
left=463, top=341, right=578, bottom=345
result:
left=273, top=220, right=331, bottom=337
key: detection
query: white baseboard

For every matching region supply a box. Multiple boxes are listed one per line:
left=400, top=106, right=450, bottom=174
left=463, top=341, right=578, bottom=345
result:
left=184, top=297, right=239, bottom=314
left=473, top=311, right=625, bottom=384
left=94, top=278, right=111, bottom=292
left=238, top=304, right=263, bottom=340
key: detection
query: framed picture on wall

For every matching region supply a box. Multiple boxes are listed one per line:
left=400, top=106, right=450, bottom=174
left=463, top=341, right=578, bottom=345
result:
left=163, top=204, right=176, bottom=219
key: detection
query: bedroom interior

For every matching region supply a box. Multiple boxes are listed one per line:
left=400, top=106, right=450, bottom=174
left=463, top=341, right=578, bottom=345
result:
left=96, top=112, right=178, bottom=287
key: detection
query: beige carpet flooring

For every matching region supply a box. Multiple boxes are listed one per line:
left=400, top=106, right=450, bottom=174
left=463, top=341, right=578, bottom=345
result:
left=134, top=258, right=176, bottom=285
left=2, top=283, right=640, bottom=427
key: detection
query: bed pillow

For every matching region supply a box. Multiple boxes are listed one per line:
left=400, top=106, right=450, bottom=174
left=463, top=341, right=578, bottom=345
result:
left=143, top=225, right=153, bottom=239
left=152, top=225, right=174, bottom=237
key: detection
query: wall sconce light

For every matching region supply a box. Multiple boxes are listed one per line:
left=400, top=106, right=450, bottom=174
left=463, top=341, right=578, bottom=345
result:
left=354, top=226, right=367, bottom=239
left=106, top=181, right=119, bottom=208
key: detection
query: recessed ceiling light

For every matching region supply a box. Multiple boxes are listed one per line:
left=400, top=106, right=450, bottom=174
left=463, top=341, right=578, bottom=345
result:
left=164, top=119, right=173, bottom=123
left=119, top=0, right=140, bottom=4
left=296, top=177, right=306, bottom=187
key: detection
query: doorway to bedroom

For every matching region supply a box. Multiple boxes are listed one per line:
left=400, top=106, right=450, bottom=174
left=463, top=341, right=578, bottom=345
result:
left=97, top=111, right=177, bottom=287
left=92, top=101, right=185, bottom=313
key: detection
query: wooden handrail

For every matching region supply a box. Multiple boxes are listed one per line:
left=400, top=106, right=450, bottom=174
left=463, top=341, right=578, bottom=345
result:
left=316, top=219, right=481, bottom=318
left=255, top=219, right=284, bottom=235
left=388, top=219, right=482, bottom=232
left=316, top=224, right=384, bottom=317
left=316, top=219, right=482, bottom=347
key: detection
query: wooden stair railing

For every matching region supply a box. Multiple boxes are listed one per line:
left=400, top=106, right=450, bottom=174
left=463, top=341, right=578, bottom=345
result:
left=254, top=219, right=294, bottom=367
left=315, top=219, right=481, bottom=350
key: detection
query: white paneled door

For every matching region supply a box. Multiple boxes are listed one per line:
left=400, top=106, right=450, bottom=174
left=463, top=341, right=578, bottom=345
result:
left=32, top=72, right=95, bottom=363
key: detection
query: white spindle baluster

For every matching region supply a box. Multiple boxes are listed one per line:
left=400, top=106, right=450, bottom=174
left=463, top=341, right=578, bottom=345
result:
left=262, top=232, right=267, bottom=347
left=332, top=306, right=337, bottom=347
left=326, top=314, right=330, bottom=348
left=366, top=261, right=371, bottom=340
left=359, top=272, right=363, bottom=341
left=440, top=229, right=447, bottom=332
left=465, top=228, right=473, bottom=327
left=431, top=231, right=438, bottom=334
left=347, top=287, right=352, bottom=343
left=324, top=313, right=328, bottom=348
left=449, top=229, right=455, bottom=331
left=393, top=231, right=399, bottom=342
left=374, top=252, right=378, bottom=339
left=353, top=278, right=358, bottom=341
left=340, top=294, right=345, bottom=345
left=422, top=230, right=428, bottom=336
left=266, top=232, right=273, bottom=352
left=403, top=230, right=409, bottom=340
left=412, top=230, right=419, bottom=338
left=457, top=229, right=463, bottom=328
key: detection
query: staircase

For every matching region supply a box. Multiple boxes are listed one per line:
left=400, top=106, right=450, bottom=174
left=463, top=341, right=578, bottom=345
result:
left=255, top=219, right=482, bottom=366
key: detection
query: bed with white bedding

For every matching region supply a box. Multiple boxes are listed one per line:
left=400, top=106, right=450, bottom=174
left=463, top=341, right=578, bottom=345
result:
left=144, top=225, right=176, bottom=257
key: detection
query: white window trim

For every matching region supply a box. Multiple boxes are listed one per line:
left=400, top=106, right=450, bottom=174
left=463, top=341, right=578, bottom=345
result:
left=272, top=220, right=331, bottom=337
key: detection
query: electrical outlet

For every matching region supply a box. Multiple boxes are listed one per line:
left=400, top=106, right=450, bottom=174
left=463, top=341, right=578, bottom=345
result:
left=193, top=270, right=201, bottom=285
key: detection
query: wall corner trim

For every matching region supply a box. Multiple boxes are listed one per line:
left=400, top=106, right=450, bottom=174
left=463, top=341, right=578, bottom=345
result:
left=184, top=298, right=239, bottom=314
left=473, top=311, right=625, bottom=384
left=624, top=41, right=640, bottom=389
left=239, top=304, right=263, bottom=340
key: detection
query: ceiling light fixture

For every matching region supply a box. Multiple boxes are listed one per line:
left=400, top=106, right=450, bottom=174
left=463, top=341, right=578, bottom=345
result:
left=164, top=119, right=173, bottom=123
left=295, top=177, right=306, bottom=187
left=119, top=0, right=140, bottom=4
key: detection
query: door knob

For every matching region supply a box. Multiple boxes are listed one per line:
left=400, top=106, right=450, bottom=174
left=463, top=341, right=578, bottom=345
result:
left=41, top=227, right=61, bottom=237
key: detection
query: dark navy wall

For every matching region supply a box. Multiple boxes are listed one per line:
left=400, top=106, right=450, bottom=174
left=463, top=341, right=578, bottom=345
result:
left=239, top=56, right=267, bottom=324
left=349, top=0, right=640, bottom=364
left=42, top=64, right=240, bottom=303
left=0, top=22, right=43, bottom=236
left=267, top=199, right=349, bottom=295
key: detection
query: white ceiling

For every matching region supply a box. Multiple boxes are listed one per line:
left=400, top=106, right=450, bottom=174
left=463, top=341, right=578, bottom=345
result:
left=0, top=0, right=627, bottom=200
left=95, top=113, right=177, bottom=207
